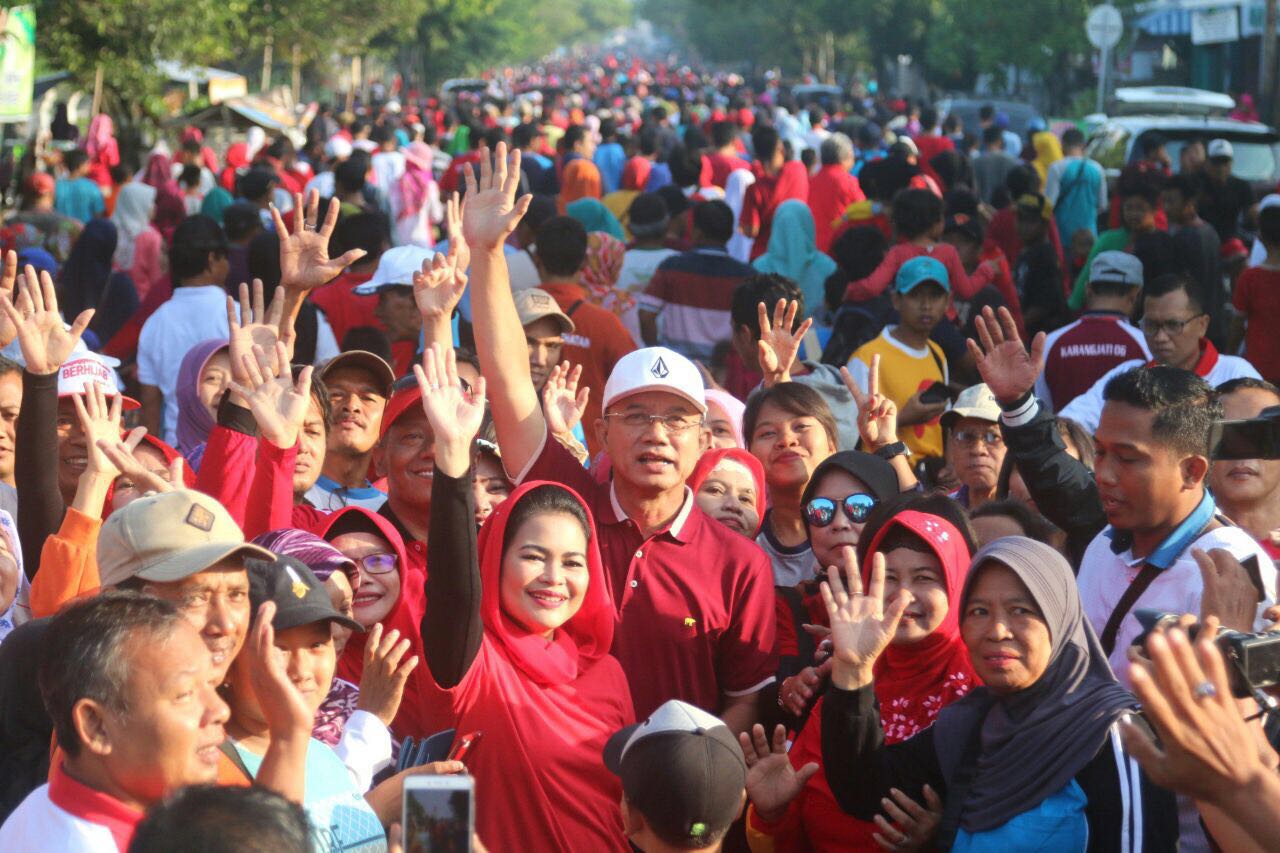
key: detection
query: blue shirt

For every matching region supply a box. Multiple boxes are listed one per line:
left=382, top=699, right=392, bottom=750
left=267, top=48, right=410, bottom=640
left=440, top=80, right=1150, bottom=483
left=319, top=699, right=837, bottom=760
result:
left=54, top=177, right=104, bottom=224
left=594, top=142, right=626, bottom=194
left=953, top=779, right=1088, bottom=852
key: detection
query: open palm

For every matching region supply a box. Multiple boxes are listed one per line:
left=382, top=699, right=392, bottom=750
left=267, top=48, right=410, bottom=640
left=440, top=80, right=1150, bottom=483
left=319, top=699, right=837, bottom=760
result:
left=0, top=265, right=93, bottom=375
left=227, top=279, right=285, bottom=383
left=542, top=361, right=589, bottom=436
left=741, top=724, right=820, bottom=823
left=757, top=299, right=813, bottom=387
left=0, top=251, right=18, bottom=348
left=229, top=342, right=311, bottom=448
left=271, top=189, right=367, bottom=292
left=413, top=246, right=468, bottom=320
left=966, top=305, right=1045, bottom=404
left=461, top=142, right=533, bottom=250
left=415, top=344, right=487, bottom=450
left=822, top=548, right=911, bottom=682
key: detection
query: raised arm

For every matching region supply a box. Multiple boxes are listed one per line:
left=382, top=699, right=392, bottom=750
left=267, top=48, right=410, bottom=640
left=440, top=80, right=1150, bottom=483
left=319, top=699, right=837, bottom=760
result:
left=414, top=194, right=469, bottom=352
left=462, top=144, right=541, bottom=477
left=757, top=299, right=812, bottom=388
left=419, top=345, right=487, bottom=687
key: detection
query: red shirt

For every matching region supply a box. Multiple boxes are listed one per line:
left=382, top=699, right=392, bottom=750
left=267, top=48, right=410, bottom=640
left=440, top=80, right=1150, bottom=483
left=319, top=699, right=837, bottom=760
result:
left=844, top=241, right=995, bottom=303
left=1039, top=312, right=1150, bottom=411
left=1233, top=266, right=1280, bottom=381
left=440, top=151, right=484, bottom=195
left=518, top=433, right=779, bottom=719
left=308, top=269, right=378, bottom=347
left=912, top=132, right=955, bottom=183
left=741, top=161, right=810, bottom=261
left=708, top=152, right=752, bottom=188
left=808, top=165, right=865, bottom=253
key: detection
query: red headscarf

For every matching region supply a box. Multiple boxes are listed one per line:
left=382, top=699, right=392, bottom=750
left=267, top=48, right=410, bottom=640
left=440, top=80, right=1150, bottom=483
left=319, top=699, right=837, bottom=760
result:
left=311, top=507, right=431, bottom=735
left=475, top=480, right=615, bottom=686
left=621, top=156, right=651, bottom=192
left=558, top=159, right=602, bottom=213
left=143, top=153, right=186, bottom=243
left=863, top=510, right=979, bottom=742
left=102, top=434, right=197, bottom=516
left=686, top=448, right=767, bottom=536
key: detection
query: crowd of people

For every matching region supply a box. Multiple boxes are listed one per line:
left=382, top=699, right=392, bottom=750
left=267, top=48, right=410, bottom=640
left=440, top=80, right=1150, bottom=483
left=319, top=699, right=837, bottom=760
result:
left=0, top=54, right=1278, bottom=852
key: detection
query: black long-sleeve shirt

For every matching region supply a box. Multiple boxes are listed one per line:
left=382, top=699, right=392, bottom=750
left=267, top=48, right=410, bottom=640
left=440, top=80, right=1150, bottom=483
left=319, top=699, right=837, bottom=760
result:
left=15, top=371, right=62, bottom=578
left=422, top=468, right=484, bottom=688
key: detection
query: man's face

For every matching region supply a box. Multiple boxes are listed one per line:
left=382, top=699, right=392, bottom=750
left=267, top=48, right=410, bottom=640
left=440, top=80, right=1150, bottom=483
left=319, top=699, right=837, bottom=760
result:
left=1210, top=387, right=1280, bottom=510
left=144, top=563, right=251, bottom=682
left=892, top=282, right=948, bottom=337
left=1122, top=196, right=1156, bottom=233
left=598, top=390, right=709, bottom=495
left=378, top=406, right=435, bottom=511
left=0, top=372, right=22, bottom=483
left=524, top=317, right=565, bottom=391
left=1094, top=402, right=1201, bottom=534
left=1141, top=289, right=1207, bottom=370
left=374, top=286, right=422, bottom=343
left=945, top=417, right=1005, bottom=494
left=95, top=622, right=229, bottom=806
left=293, top=397, right=327, bottom=495
left=56, top=396, right=90, bottom=500
left=1207, top=158, right=1232, bottom=183
left=1160, top=189, right=1192, bottom=225
left=942, top=233, right=980, bottom=270
left=1181, top=142, right=1206, bottom=173
left=325, top=365, right=388, bottom=457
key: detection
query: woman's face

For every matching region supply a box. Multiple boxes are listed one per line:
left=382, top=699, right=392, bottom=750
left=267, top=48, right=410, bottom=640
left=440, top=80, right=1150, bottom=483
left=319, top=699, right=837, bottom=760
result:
left=881, top=546, right=948, bottom=644
left=473, top=454, right=513, bottom=527
left=695, top=460, right=760, bottom=537
left=227, top=621, right=336, bottom=727
left=500, top=511, right=589, bottom=639
left=324, top=572, right=356, bottom=656
left=197, top=351, right=232, bottom=421
left=960, top=563, right=1052, bottom=694
left=749, top=402, right=835, bottom=493
left=330, top=530, right=401, bottom=627
left=112, top=442, right=177, bottom=511
left=706, top=400, right=740, bottom=449
left=292, top=397, right=327, bottom=496
left=807, top=469, right=871, bottom=568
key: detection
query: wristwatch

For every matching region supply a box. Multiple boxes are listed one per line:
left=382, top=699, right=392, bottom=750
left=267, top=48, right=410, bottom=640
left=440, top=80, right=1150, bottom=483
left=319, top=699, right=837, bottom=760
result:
left=873, top=441, right=909, bottom=460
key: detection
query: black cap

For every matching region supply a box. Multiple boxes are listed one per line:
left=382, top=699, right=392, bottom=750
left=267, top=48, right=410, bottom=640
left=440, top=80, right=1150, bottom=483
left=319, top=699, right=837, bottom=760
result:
left=628, top=192, right=671, bottom=238
left=604, top=700, right=745, bottom=846
left=248, top=556, right=363, bottom=633
left=656, top=184, right=691, bottom=218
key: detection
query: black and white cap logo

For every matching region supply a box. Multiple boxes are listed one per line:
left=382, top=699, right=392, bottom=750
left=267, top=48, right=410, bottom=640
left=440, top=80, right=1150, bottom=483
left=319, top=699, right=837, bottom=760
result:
left=650, top=356, right=669, bottom=379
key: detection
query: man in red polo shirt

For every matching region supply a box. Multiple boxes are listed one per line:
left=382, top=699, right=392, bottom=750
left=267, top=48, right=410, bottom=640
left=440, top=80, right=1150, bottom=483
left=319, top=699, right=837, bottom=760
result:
left=465, top=144, right=777, bottom=733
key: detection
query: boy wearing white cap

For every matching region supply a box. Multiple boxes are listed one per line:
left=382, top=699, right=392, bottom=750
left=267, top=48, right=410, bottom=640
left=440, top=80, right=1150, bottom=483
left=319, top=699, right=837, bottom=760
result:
left=463, top=144, right=777, bottom=734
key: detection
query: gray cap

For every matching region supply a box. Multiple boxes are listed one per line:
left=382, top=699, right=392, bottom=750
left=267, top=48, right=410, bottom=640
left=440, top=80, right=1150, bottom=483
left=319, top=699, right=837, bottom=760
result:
left=1089, top=251, right=1143, bottom=289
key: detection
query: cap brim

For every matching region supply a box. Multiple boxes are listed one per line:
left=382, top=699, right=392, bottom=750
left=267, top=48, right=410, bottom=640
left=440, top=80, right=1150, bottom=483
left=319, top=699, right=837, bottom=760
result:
left=273, top=604, right=364, bottom=634
left=899, top=279, right=949, bottom=294
left=321, top=350, right=397, bottom=395
left=605, top=386, right=707, bottom=415
left=941, top=406, right=1000, bottom=430
left=603, top=723, right=643, bottom=775
left=131, top=541, right=276, bottom=584
left=59, top=391, right=142, bottom=411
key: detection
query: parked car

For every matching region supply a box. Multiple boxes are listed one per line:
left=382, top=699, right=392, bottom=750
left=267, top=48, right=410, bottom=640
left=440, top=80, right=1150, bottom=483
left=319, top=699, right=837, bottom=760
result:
left=1084, top=115, right=1280, bottom=198
left=936, top=98, right=1044, bottom=138
left=1108, top=86, right=1234, bottom=117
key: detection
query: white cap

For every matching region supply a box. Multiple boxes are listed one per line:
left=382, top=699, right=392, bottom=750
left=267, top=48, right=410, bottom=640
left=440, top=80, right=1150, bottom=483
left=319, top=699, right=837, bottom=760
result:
left=354, top=245, right=437, bottom=295
left=1208, top=138, right=1234, bottom=160
left=58, top=352, right=140, bottom=410
left=602, top=347, right=706, bottom=413
left=941, top=383, right=1000, bottom=430
left=324, top=136, right=353, bottom=160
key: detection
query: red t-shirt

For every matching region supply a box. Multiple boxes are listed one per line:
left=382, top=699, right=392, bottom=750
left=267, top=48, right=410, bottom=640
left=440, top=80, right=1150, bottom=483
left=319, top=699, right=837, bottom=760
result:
left=309, top=269, right=378, bottom=347
left=518, top=434, right=779, bottom=720
left=1233, top=266, right=1280, bottom=381
left=808, top=165, right=865, bottom=253
left=708, top=152, right=752, bottom=188
left=1040, top=312, right=1150, bottom=411
left=912, top=133, right=955, bottom=183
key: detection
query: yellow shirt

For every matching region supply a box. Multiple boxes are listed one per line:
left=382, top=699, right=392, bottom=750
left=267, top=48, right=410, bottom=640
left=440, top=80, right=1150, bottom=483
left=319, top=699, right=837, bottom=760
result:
left=849, top=327, right=948, bottom=459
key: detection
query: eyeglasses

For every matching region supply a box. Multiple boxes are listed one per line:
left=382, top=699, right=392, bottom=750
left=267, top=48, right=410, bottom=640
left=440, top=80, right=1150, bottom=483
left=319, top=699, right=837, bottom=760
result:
left=353, top=553, right=399, bottom=575
left=804, top=493, right=878, bottom=527
left=603, top=412, right=705, bottom=433
left=1140, top=314, right=1204, bottom=337
left=951, top=428, right=1003, bottom=447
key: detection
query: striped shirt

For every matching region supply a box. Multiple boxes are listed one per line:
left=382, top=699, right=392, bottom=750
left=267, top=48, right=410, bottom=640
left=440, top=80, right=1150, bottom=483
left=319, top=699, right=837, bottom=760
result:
left=639, top=247, right=755, bottom=361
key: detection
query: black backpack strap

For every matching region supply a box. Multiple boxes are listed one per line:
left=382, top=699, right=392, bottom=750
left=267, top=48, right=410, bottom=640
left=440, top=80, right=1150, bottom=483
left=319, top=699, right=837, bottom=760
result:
left=565, top=299, right=585, bottom=318
left=218, top=740, right=254, bottom=783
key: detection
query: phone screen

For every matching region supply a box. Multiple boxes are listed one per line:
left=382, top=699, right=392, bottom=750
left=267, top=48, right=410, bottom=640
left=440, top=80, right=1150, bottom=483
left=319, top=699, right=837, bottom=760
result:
left=404, top=780, right=473, bottom=852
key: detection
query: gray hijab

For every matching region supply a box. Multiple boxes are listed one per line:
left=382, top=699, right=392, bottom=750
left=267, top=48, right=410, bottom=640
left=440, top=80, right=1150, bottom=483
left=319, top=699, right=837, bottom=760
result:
left=932, top=536, right=1135, bottom=835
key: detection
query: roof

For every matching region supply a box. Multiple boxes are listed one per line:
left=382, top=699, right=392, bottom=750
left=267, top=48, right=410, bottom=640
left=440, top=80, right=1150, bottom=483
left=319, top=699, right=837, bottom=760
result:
left=156, top=61, right=246, bottom=85
left=1092, top=115, right=1276, bottom=136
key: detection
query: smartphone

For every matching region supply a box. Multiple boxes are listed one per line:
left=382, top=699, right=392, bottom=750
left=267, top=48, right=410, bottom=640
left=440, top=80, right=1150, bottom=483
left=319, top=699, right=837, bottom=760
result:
left=447, top=730, right=483, bottom=763
left=403, top=775, right=474, bottom=852
left=919, top=381, right=954, bottom=405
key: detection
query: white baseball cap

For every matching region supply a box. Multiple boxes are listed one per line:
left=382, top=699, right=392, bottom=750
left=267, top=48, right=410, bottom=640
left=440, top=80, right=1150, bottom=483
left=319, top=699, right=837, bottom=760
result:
left=58, top=352, right=140, bottom=410
left=602, top=347, right=706, bottom=414
left=354, top=245, right=437, bottom=295
left=324, top=136, right=353, bottom=160
left=941, top=383, right=1000, bottom=430
left=1207, top=138, right=1234, bottom=160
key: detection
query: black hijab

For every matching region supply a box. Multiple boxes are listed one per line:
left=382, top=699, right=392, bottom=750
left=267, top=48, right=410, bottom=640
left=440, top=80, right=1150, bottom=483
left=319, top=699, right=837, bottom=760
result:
left=932, top=536, right=1135, bottom=835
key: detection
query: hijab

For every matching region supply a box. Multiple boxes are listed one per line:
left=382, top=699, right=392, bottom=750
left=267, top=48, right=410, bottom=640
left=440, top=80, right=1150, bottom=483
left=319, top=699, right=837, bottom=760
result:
left=200, top=186, right=235, bottom=225
left=932, top=536, right=1135, bottom=834
left=864, top=511, right=979, bottom=742
left=1031, top=131, right=1064, bottom=186
left=558, top=159, right=602, bottom=213
left=111, top=182, right=157, bottom=270
left=567, top=198, right=625, bottom=241
left=101, top=434, right=196, bottom=516
left=175, top=339, right=229, bottom=459
left=0, top=510, right=29, bottom=644
left=686, top=449, right=767, bottom=537
left=724, top=168, right=757, bottom=263
left=84, top=114, right=117, bottom=164
left=475, top=481, right=615, bottom=686
left=252, top=528, right=359, bottom=592
left=801, top=451, right=901, bottom=528
left=752, top=199, right=838, bottom=317
left=59, top=218, right=140, bottom=347
left=703, top=389, right=746, bottom=447
left=621, top=156, right=651, bottom=192
left=398, top=142, right=436, bottom=228
left=579, top=232, right=630, bottom=319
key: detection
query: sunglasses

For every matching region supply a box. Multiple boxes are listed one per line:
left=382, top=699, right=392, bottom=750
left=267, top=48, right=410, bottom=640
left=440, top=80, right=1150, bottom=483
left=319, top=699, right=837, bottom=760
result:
left=804, top=493, right=878, bottom=527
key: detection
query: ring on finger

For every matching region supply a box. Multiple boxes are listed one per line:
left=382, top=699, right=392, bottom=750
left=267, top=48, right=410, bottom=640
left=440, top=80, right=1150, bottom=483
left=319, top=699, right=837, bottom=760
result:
left=1193, top=680, right=1217, bottom=699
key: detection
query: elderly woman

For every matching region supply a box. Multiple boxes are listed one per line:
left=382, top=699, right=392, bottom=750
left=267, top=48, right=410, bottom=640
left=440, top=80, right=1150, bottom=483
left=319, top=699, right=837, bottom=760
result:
left=818, top=536, right=1177, bottom=849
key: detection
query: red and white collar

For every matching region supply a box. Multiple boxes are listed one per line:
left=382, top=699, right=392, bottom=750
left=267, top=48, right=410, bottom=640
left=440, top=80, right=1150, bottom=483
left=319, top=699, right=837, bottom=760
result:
left=1150, top=339, right=1219, bottom=378
left=48, top=763, right=145, bottom=851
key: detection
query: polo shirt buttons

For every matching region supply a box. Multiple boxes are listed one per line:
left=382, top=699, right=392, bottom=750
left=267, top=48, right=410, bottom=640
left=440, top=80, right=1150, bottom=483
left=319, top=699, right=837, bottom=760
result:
left=630, top=580, right=638, bottom=588
left=634, top=549, right=643, bottom=559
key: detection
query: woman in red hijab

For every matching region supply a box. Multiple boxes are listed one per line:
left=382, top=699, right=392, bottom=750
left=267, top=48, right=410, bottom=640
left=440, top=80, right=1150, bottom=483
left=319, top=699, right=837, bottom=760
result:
left=745, top=499, right=980, bottom=852
left=688, top=447, right=767, bottom=539
left=142, top=151, right=187, bottom=244
left=418, top=345, right=633, bottom=853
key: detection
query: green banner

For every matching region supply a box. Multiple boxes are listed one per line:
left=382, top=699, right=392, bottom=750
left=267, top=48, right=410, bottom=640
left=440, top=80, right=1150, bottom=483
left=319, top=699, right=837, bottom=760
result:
left=0, top=6, right=35, bottom=121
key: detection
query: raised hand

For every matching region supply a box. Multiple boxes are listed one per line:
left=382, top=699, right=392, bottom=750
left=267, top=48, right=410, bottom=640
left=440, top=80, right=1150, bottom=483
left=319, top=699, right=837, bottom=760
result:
left=872, top=786, right=942, bottom=851
left=461, top=142, right=533, bottom=250
left=229, top=342, right=312, bottom=448
left=0, top=250, right=19, bottom=348
left=413, top=242, right=469, bottom=323
left=965, top=305, right=1045, bottom=404
left=1195, top=548, right=1264, bottom=633
left=227, top=279, right=285, bottom=384
left=356, top=624, right=420, bottom=728
left=841, top=354, right=899, bottom=451
left=271, top=189, right=367, bottom=292
left=414, top=343, right=487, bottom=477
left=246, top=602, right=315, bottom=740
left=757, top=299, right=813, bottom=387
left=542, top=361, right=589, bottom=437
left=821, top=547, right=912, bottom=690
left=71, top=380, right=124, bottom=478
left=0, top=264, right=94, bottom=374
left=444, top=190, right=470, bottom=275
left=739, top=723, right=820, bottom=823
left=97, top=428, right=180, bottom=497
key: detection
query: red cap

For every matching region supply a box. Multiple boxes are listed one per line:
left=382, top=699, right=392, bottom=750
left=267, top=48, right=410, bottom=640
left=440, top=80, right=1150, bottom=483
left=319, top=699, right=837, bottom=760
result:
left=378, top=382, right=422, bottom=441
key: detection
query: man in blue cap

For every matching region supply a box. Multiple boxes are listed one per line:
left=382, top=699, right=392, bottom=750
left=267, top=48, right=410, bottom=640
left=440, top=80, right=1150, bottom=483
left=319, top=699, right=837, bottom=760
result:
left=848, top=255, right=952, bottom=459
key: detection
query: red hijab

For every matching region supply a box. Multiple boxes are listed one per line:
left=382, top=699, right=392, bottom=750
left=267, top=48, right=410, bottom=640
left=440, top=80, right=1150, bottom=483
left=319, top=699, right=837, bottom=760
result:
left=621, top=156, right=651, bottom=192
left=102, top=434, right=196, bottom=516
left=863, top=510, right=979, bottom=741
left=476, top=480, right=615, bottom=686
left=686, top=448, right=767, bottom=537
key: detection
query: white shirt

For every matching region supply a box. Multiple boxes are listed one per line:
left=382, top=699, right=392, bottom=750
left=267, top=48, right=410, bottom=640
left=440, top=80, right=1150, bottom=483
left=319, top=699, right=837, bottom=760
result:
left=0, top=784, right=124, bottom=852
left=1077, top=522, right=1276, bottom=685
left=1058, top=352, right=1260, bottom=433
left=137, top=285, right=234, bottom=445
left=333, top=707, right=393, bottom=792
left=616, top=247, right=677, bottom=344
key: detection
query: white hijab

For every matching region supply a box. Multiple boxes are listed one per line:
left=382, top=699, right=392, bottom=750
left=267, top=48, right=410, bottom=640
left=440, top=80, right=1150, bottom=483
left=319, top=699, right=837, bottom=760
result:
left=111, top=182, right=157, bottom=270
left=725, top=168, right=756, bottom=263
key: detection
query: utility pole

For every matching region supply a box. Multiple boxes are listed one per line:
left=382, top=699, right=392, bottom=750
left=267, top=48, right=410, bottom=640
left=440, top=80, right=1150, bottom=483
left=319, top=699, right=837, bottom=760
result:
left=1263, top=0, right=1278, bottom=125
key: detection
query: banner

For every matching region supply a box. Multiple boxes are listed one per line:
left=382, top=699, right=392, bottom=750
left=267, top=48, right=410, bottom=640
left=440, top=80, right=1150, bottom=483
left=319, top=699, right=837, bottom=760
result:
left=1191, top=7, right=1240, bottom=44
left=0, top=6, right=35, bottom=122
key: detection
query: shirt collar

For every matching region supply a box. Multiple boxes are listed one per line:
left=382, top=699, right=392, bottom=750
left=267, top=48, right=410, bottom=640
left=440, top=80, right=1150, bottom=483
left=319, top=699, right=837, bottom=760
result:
left=1150, top=338, right=1219, bottom=378
left=607, top=481, right=697, bottom=542
left=49, top=762, right=145, bottom=850
left=315, top=474, right=383, bottom=499
left=378, top=501, right=417, bottom=545
left=1106, top=490, right=1216, bottom=569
